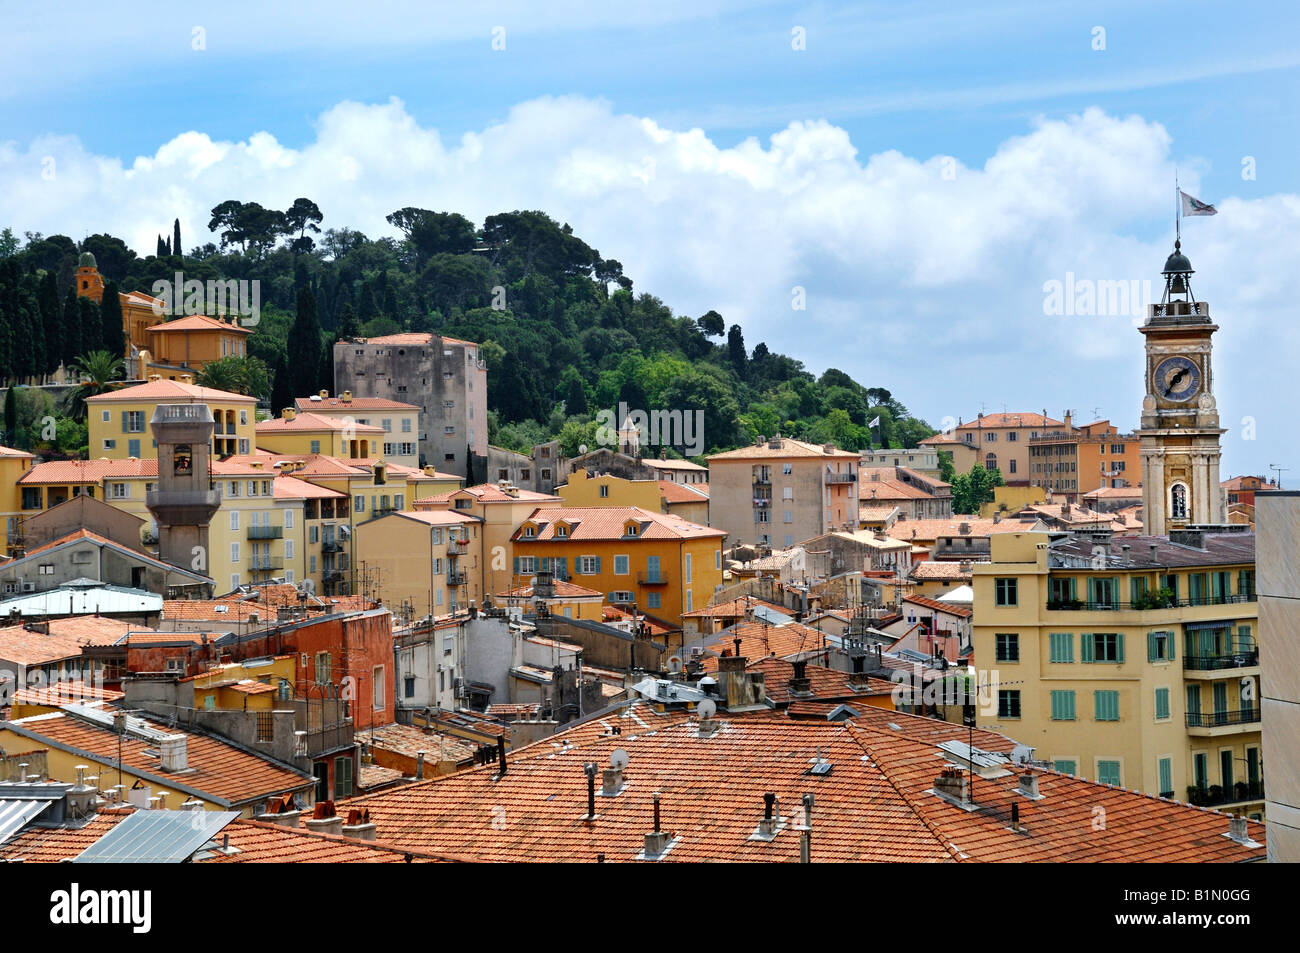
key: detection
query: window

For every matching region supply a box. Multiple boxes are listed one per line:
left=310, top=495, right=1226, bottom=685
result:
left=310, top=440, right=321, bottom=454
left=609, top=590, right=635, bottom=602
left=1054, top=759, right=1077, bottom=776
left=402, top=418, right=412, bottom=433
left=994, top=578, right=1017, bottom=606
left=285, top=539, right=295, bottom=559
left=1170, top=483, right=1188, bottom=520
left=256, top=711, right=274, bottom=743
left=103, top=439, right=116, bottom=450
left=684, top=553, right=692, bottom=584
left=285, top=510, right=294, bottom=529
left=1050, top=690, right=1076, bottom=721
left=1154, top=687, right=1171, bottom=721
left=231, top=542, right=240, bottom=563
left=1049, top=632, right=1073, bottom=662
left=1158, top=758, right=1174, bottom=797
left=315, top=651, right=331, bottom=685
left=995, top=633, right=1019, bottom=662
left=1008, top=459, right=1016, bottom=474
left=997, top=690, right=1021, bottom=719
left=123, top=411, right=145, bottom=433
left=782, top=463, right=793, bottom=475
left=334, top=756, right=353, bottom=799
left=647, top=592, right=661, bottom=609
left=109, top=482, right=129, bottom=499
left=382, top=419, right=392, bottom=432
left=614, top=555, right=629, bottom=575
left=1082, top=632, right=1124, bottom=663
left=230, top=510, right=240, bottom=531
left=985, top=432, right=997, bottom=442
left=354, top=495, right=365, bottom=512
left=1148, top=630, right=1174, bottom=661
left=985, top=453, right=997, bottom=471
left=228, top=481, right=240, bottom=497
left=101, top=410, right=111, bottom=423
left=1094, top=690, right=1120, bottom=721
left=517, top=556, right=537, bottom=574
left=600, top=485, right=609, bottom=498
left=577, top=555, right=601, bottom=574
left=373, top=665, right=385, bottom=710
left=1097, top=760, right=1122, bottom=786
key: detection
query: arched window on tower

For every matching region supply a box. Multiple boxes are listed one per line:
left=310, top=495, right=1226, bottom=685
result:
left=1170, top=483, right=1188, bottom=520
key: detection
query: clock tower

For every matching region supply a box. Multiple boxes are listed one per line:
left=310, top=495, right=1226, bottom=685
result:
left=1138, top=240, right=1225, bottom=535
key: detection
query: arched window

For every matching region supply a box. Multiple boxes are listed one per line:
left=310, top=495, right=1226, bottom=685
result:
left=985, top=453, right=997, bottom=471
left=1170, top=483, right=1188, bottom=520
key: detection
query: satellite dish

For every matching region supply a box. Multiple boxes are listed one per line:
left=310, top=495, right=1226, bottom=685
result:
left=298, top=578, right=316, bottom=596
left=578, top=444, right=588, bottom=454
left=697, top=699, right=717, bottom=720
left=1010, top=743, right=1035, bottom=765
left=667, top=655, right=682, bottom=674
left=609, top=749, right=629, bottom=770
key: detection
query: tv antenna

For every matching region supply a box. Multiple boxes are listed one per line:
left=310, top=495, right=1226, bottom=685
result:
left=1268, top=464, right=1288, bottom=490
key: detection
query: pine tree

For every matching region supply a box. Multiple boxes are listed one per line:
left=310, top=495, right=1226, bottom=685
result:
left=61, top=290, right=82, bottom=370
left=38, top=271, right=61, bottom=378
left=287, top=287, right=322, bottom=399
left=337, top=302, right=359, bottom=339
left=173, top=218, right=183, bottom=261
left=100, top=281, right=125, bottom=358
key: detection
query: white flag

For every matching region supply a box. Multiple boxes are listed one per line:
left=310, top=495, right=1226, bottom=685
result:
left=868, top=416, right=881, bottom=428
left=1180, top=191, right=1217, bottom=217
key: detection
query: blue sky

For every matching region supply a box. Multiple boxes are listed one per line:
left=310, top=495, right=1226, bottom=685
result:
left=3, top=0, right=1298, bottom=478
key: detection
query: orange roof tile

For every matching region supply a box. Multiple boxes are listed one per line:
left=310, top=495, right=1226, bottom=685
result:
left=658, top=480, right=710, bottom=503
left=0, top=617, right=140, bottom=666
left=902, top=594, right=972, bottom=618
left=257, top=412, right=384, bottom=434
left=953, top=412, right=1063, bottom=430
left=700, top=619, right=827, bottom=670
left=296, top=396, right=419, bottom=412
left=681, top=596, right=787, bottom=619
left=148, top=313, right=252, bottom=334
left=420, top=483, right=561, bottom=505
left=85, top=377, right=254, bottom=403
left=497, top=580, right=604, bottom=599
left=708, top=437, right=858, bottom=461
left=746, top=656, right=895, bottom=705
left=513, top=506, right=724, bottom=543
left=273, top=475, right=345, bottom=499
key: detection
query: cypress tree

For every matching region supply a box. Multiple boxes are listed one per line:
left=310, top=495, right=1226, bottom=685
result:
left=3, top=386, right=16, bottom=446
left=269, top=351, right=294, bottom=415
left=337, top=302, right=359, bottom=339
left=100, top=281, right=125, bottom=358
left=0, top=263, right=13, bottom=383
left=287, top=286, right=322, bottom=399
left=78, top=296, right=102, bottom=354
left=61, top=289, right=82, bottom=370
left=38, top=271, right=61, bottom=378
left=173, top=218, right=183, bottom=261
left=156, top=234, right=167, bottom=258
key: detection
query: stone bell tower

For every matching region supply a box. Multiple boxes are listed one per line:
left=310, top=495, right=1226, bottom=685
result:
left=145, top=403, right=220, bottom=574
left=1137, top=241, right=1225, bottom=535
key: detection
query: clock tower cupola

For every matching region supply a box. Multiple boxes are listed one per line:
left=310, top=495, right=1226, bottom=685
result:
left=1137, top=240, right=1225, bottom=535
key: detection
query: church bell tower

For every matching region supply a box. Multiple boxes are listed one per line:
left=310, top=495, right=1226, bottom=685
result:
left=1137, top=241, right=1225, bottom=535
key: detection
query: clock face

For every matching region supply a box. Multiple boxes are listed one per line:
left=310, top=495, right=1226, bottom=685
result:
left=1154, top=355, right=1202, bottom=403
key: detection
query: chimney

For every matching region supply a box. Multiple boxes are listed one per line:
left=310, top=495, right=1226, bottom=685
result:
left=602, top=761, right=624, bottom=796
left=342, top=807, right=378, bottom=841
left=318, top=389, right=329, bottom=399
left=756, top=792, right=781, bottom=837
left=848, top=665, right=872, bottom=690
left=179, top=373, right=193, bottom=385
left=1018, top=773, right=1041, bottom=799
left=1010, top=802, right=1021, bottom=832
left=159, top=735, right=187, bottom=772
left=1121, top=544, right=1130, bottom=566
left=933, top=766, right=969, bottom=803
left=496, top=734, right=507, bottom=776
left=644, top=792, right=671, bottom=857
left=788, top=658, right=812, bottom=697
left=281, top=407, right=297, bottom=421
left=1150, top=544, right=1158, bottom=564
left=305, top=800, right=343, bottom=837
left=342, top=390, right=352, bottom=403
left=993, top=511, right=1001, bottom=523
left=958, top=522, right=971, bottom=536
left=584, top=763, right=598, bottom=819
left=416, top=750, right=426, bottom=780
left=181, top=800, right=204, bottom=812
left=1228, top=815, right=1251, bottom=844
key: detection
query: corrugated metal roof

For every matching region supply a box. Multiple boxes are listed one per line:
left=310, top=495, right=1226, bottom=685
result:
left=74, top=808, right=238, bottom=863
left=0, top=585, right=164, bottom=618
left=0, top=799, right=57, bottom=846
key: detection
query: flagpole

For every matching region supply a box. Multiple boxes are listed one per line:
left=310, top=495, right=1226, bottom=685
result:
left=1175, top=171, right=1180, bottom=243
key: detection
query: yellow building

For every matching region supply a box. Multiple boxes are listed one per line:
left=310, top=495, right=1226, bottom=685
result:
left=86, top=376, right=258, bottom=460
left=557, top=468, right=661, bottom=510
left=978, top=484, right=1048, bottom=519
left=511, top=505, right=726, bottom=638
left=353, top=509, right=482, bottom=620
left=973, top=529, right=1261, bottom=818
left=186, top=656, right=297, bottom=710
left=415, top=483, right=563, bottom=603
left=294, top=392, right=422, bottom=470
left=146, top=314, right=253, bottom=379
left=0, top=445, right=34, bottom=556
left=494, top=579, right=606, bottom=621
left=256, top=408, right=386, bottom=460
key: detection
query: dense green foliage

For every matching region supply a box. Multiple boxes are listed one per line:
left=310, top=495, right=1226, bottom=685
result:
left=950, top=463, right=1006, bottom=515
left=2, top=205, right=938, bottom=459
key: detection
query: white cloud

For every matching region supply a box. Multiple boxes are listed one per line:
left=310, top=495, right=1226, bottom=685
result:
left=1, top=96, right=1295, bottom=475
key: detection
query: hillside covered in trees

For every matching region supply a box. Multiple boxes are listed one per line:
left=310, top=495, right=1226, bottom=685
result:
left=0, top=204, right=939, bottom=460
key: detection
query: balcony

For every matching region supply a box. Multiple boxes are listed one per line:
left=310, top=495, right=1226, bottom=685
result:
left=249, top=556, right=284, bottom=571
left=446, top=571, right=468, bottom=587
left=322, top=540, right=344, bottom=553
left=1184, top=647, right=1259, bottom=673
left=752, top=498, right=771, bottom=508
left=248, top=525, right=283, bottom=539
left=447, top=538, right=469, bottom=555
left=753, top=477, right=771, bottom=487
left=1186, top=708, right=1260, bottom=736
left=1045, top=594, right=1255, bottom=612
left=825, top=471, right=857, bottom=484
left=1185, top=781, right=1265, bottom=808
left=637, top=572, right=669, bottom=586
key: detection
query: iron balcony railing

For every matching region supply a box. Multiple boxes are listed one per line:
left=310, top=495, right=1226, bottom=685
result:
left=322, top=540, right=344, bottom=553
left=825, top=471, right=857, bottom=483
left=1186, top=781, right=1265, bottom=807
left=1186, top=708, right=1259, bottom=728
left=1046, top=594, right=1255, bottom=611
left=637, top=572, right=669, bottom=586
left=446, top=572, right=468, bottom=586
left=447, top=538, right=469, bottom=555
left=249, top=556, right=284, bottom=570
left=248, top=525, right=283, bottom=539
left=1184, top=647, right=1259, bottom=671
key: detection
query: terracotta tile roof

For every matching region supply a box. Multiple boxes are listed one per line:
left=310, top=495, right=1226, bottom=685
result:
left=380, top=510, right=481, bottom=527
left=0, top=808, right=458, bottom=863
left=296, top=396, right=419, bottom=412
left=883, top=518, right=1036, bottom=542
left=361, top=332, right=436, bottom=346
left=902, top=595, right=972, bottom=618
left=1083, top=486, right=1144, bottom=499
left=1220, top=476, right=1274, bottom=491
left=600, top=605, right=675, bottom=637
left=85, top=377, right=254, bottom=403
left=910, top=561, right=980, bottom=580
left=699, top=619, right=827, bottom=671
left=497, top=580, right=604, bottom=599
left=125, top=630, right=210, bottom=647
left=358, top=723, right=478, bottom=765
left=2, top=711, right=313, bottom=807
left=747, top=656, right=895, bottom=705
left=0, top=617, right=138, bottom=665
left=658, top=480, right=710, bottom=503
left=954, top=412, right=1063, bottom=430
left=420, top=484, right=562, bottom=505
left=20, top=459, right=157, bottom=484
left=919, top=432, right=963, bottom=446
left=10, top=683, right=125, bottom=707
left=338, top=701, right=1263, bottom=863
left=859, top=477, right=933, bottom=500
left=358, top=764, right=407, bottom=790
left=273, top=475, right=345, bottom=499
left=0, top=444, right=33, bottom=459
left=514, top=506, right=724, bottom=542
left=643, top=458, right=707, bottom=471
left=486, top=702, right=543, bottom=719
left=162, top=599, right=274, bottom=623
left=147, top=314, right=252, bottom=335
left=858, top=505, right=902, bottom=522
left=708, top=437, right=858, bottom=461
left=257, top=412, right=384, bottom=434
left=681, top=597, right=787, bottom=619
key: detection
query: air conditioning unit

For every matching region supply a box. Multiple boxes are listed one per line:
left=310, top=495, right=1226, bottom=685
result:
left=21, top=582, right=35, bottom=593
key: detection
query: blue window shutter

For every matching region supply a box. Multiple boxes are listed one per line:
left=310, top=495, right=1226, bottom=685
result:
left=1167, top=631, right=1175, bottom=660
left=1116, top=633, right=1125, bottom=663
left=512, top=556, right=520, bottom=574
left=593, top=556, right=601, bottom=573
left=1081, top=633, right=1095, bottom=663
left=1147, top=632, right=1157, bottom=662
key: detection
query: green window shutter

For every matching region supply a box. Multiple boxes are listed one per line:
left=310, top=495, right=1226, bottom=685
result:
left=556, top=558, right=568, bottom=580
left=1155, top=687, right=1170, bottom=720
left=1054, top=759, right=1077, bottom=776
left=1098, top=760, right=1121, bottom=786
left=512, top=556, right=520, bottom=574
left=1051, top=690, right=1075, bottom=720
left=539, top=556, right=550, bottom=571
left=1167, top=631, right=1175, bottom=660
left=1049, top=632, right=1072, bottom=663
left=1081, top=633, right=1095, bottom=663
left=1147, top=631, right=1157, bottom=661
left=1116, top=633, right=1125, bottom=663
left=1159, top=758, right=1173, bottom=795
left=593, top=556, right=602, bottom=573
left=1237, top=624, right=1252, bottom=652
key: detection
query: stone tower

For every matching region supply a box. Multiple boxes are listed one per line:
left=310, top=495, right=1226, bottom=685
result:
left=145, top=403, right=220, bottom=575
left=1137, top=240, right=1225, bottom=535
left=74, top=251, right=104, bottom=304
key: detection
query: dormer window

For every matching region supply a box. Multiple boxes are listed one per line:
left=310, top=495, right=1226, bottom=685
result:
left=624, top=522, right=640, bottom=537
left=523, top=525, right=536, bottom=538
left=555, top=525, right=567, bottom=538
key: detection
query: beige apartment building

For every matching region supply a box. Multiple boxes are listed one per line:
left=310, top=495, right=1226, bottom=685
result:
left=937, top=412, right=1065, bottom=485
left=354, top=509, right=482, bottom=621
left=707, top=437, right=859, bottom=548
left=973, top=529, right=1261, bottom=819
left=294, top=392, right=422, bottom=470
